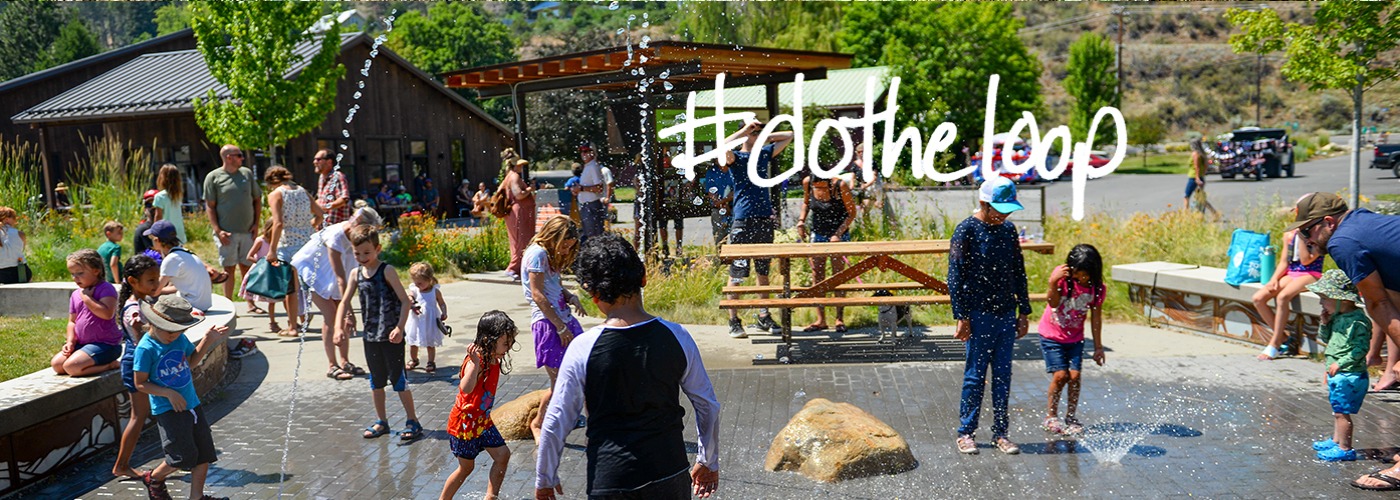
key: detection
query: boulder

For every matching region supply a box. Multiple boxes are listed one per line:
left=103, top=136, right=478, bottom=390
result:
left=765, top=398, right=917, bottom=482
left=490, top=389, right=550, bottom=440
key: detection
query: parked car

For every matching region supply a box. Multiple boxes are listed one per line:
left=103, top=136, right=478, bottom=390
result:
left=1369, top=144, right=1400, bottom=178
left=1222, top=127, right=1295, bottom=178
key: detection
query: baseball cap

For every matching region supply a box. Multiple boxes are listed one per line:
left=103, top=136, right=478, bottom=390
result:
left=144, top=220, right=178, bottom=241
left=978, top=177, right=1024, bottom=214
left=1284, top=192, right=1348, bottom=232
left=142, top=189, right=159, bottom=201
left=578, top=142, right=594, bottom=152
left=140, top=294, right=205, bottom=332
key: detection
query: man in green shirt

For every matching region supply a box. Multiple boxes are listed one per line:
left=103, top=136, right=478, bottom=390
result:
left=203, top=144, right=261, bottom=302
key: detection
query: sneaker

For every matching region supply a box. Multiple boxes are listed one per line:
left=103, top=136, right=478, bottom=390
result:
left=229, top=339, right=258, bottom=359
left=1042, top=416, right=1066, bottom=434
left=728, top=318, right=747, bottom=339
left=199, top=495, right=230, bottom=500
left=956, top=434, right=978, bottom=454
left=1062, top=418, right=1085, bottom=436
left=994, top=437, right=1021, bottom=455
left=754, top=313, right=782, bottom=334
left=1313, top=438, right=1339, bottom=451
left=1317, top=446, right=1357, bottom=462
left=575, top=415, right=588, bottom=429
left=143, top=470, right=172, bottom=500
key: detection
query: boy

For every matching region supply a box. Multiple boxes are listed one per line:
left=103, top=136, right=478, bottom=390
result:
left=133, top=294, right=229, bottom=500
left=536, top=233, right=720, bottom=500
left=1311, top=269, right=1373, bottom=462
left=949, top=176, right=1032, bottom=455
left=98, top=221, right=124, bottom=283
left=334, top=225, right=421, bottom=441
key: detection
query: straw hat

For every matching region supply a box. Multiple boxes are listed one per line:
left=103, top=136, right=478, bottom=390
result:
left=54, top=182, right=68, bottom=192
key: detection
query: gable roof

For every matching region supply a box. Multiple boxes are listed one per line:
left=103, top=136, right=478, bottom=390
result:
left=12, top=32, right=513, bottom=136
left=669, top=66, right=893, bottom=110
left=0, top=29, right=195, bottom=94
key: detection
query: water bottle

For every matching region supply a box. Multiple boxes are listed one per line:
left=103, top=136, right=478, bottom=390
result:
left=1259, top=245, right=1276, bottom=283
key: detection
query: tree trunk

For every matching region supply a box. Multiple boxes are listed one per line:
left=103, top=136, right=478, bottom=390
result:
left=1350, top=80, right=1362, bottom=210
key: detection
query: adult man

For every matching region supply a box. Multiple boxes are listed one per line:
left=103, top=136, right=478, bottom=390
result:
left=314, top=149, right=351, bottom=227
left=203, top=144, right=261, bottom=305
left=455, top=179, right=472, bottom=217
left=702, top=162, right=734, bottom=247
left=576, top=143, right=609, bottom=241
left=719, top=120, right=793, bottom=338
left=420, top=178, right=440, bottom=215
left=1286, top=193, right=1400, bottom=490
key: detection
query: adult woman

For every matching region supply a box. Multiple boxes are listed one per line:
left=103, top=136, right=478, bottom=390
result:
left=292, top=207, right=379, bottom=380
left=500, top=158, right=536, bottom=282
left=0, top=206, right=27, bottom=284
left=265, top=166, right=322, bottom=336
left=470, top=182, right=490, bottom=219
left=796, top=174, right=857, bottom=333
left=1252, top=199, right=1322, bottom=360
left=151, top=164, right=187, bottom=245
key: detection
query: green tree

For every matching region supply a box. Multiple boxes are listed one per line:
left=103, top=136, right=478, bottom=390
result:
left=672, top=2, right=844, bottom=52
left=839, top=3, right=1042, bottom=163
left=154, top=2, right=193, bottom=36
left=189, top=1, right=344, bottom=164
left=1126, top=114, right=1167, bottom=167
left=1228, top=1, right=1400, bottom=208
left=1063, top=33, right=1120, bottom=145
left=0, top=0, right=65, bottom=81
left=386, top=2, right=516, bottom=123
left=38, top=17, right=103, bottom=70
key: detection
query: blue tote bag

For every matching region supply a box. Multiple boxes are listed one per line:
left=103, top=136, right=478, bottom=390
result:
left=1224, top=229, right=1270, bottom=286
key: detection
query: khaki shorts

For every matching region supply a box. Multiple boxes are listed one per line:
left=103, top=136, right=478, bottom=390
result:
left=215, top=232, right=254, bottom=268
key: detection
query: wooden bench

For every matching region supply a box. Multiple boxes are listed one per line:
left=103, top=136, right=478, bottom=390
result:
left=722, top=282, right=931, bottom=294
left=719, top=293, right=1051, bottom=309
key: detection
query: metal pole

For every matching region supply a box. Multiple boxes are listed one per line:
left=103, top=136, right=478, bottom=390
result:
left=1115, top=7, right=1124, bottom=103
left=1350, top=78, right=1362, bottom=210
left=1256, top=53, right=1262, bottom=125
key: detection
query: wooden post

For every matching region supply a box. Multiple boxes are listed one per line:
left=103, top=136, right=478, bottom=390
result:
left=35, top=124, right=53, bottom=210
left=779, top=256, right=791, bottom=346
left=766, top=83, right=782, bottom=224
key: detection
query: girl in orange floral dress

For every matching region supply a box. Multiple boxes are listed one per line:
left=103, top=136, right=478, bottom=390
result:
left=441, top=311, right=517, bottom=500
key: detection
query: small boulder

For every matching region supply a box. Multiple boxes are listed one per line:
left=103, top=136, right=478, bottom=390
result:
left=490, top=389, right=550, bottom=440
left=765, top=398, right=917, bottom=482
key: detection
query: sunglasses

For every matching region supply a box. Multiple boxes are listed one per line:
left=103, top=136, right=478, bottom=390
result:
left=1298, top=218, right=1324, bottom=239
left=314, top=157, right=330, bottom=161
left=226, top=153, right=244, bottom=158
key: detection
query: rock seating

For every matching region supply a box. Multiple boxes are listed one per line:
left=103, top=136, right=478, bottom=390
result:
left=491, top=389, right=549, bottom=441
left=765, top=398, right=917, bottom=482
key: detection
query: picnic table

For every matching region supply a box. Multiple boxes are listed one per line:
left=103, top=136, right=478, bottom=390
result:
left=718, top=239, right=1055, bottom=347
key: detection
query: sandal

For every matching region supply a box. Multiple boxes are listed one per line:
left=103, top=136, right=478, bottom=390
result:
left=327, top=366, right=353, bottom=381
left=802, top=323, right=828, bottom=333
left=363, top=420, right=389, bottom=439
left=425, top=361, right=436, bottom=373
left=400, top=419, right=423, bottom=441
left=834, top=324, right=848, bottom=333
left=405, top=359, right=419, bottom=371
left=1062, top=418, right=1085, bottom=436
left=994, top=437, right=1021, bottom=455
left=1042, top=416, right=1066, bottom=434
left=143, top=470, right=172, bottom=500
left=277, top=327, right=299, bottom=337
left=342, top=362, right=367, bottom=376
left=268, top=321, right=281, bottom=333
left=248, top=305, right=268, bottom=315
left=956, top=434, right=978, bottom=454
left=1352, top=471, right=1400, bottom=491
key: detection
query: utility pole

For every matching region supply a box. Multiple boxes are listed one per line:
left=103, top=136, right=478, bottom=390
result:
left=1114, top=7, right=1125, bottom=102
left=1256, top=52, right=1263, bottom=125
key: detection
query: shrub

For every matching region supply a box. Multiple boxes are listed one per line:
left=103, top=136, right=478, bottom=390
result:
left=382, top=213, right=510, bottom=276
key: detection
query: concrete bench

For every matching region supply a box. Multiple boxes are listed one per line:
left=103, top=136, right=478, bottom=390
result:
left=1112, top=261, right=1321, bottom=347
left=0, top=282, right=80, bottom=318
left=0, top=292, right=237, bottom=495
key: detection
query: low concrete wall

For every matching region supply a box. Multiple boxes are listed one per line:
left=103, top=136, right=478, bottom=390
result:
left=0, top=294, right=237, bottom=495
left=0, top=282, right=78, bottom=318
left=1113, top=261, right=1321, bottom=348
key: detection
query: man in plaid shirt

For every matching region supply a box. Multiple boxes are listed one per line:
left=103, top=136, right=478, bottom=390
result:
left=315, top=149, right=351, bottom=227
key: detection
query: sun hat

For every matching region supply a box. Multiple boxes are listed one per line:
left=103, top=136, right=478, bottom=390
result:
left=978, top=177, right=1024, bottom=214
left=144, top=220, right=178, bottom=241
left=1284, top=192, right=1348, bottom=232
left=55, top=182, right=68, bottom=192
left=140, top=294, right=205, bottom=332
left=1307, top=269, right=1362, bottom=304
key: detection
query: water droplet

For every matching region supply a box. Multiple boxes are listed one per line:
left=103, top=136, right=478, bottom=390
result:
left=639, top=54, right=649, bottom=64
left=616, top=28, right=625, bottom=35
left=642, top=21, right=649, bottom=28
left=339, top=144, right=348, bottom=150
left=342, top=130, right=350, bottom=138
left=675, top=113, right=687, bottom=122
left=659, top=69, right=671, bottom=79
left=708, top=187, right=718, bottom=194
left=640, top=36, right=651, bottom=49
left=639, top=110, right=647, bottom=117
left=358, top=81, right=365, bottom=89
left=794, top=389, right=806, bottom=399
left=692, top=196, right=704, bottom=206
left=644, top=12, right=649, bottom=19
left=370, top=49, right=379, bottom=58
left=663, top=81, right=674, bottom=91
left=353, top=91, right=362, bottom=99
left=719, top=208, right=728, bottom=215
left=640, top=102, right=649, bottom=109
left=628, top=14, right=636, bottom=21
left=360, top=68, right=369, bottom=76
left=630, top=69, right=638, bottom=76
left=608, top=1, right=619, bottom=10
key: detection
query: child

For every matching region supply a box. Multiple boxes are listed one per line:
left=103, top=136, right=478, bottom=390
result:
left=948, top=177, right=1032, bottom=455
left=98, top=220, right=123, bottom=283
left=133, top=294, right=229, bottom=500
left=535, top=233, right=720, bottom=500
left=523, top=216, right=586, bottom=442
left=112, top=254, right=159, bottom=479
left=405, top=262, right=447, bottom=373
left=440, top=310, right=517, bottom=500
left=145, top=220, right=213, bottom=312
left=334, top=225, right=421, bottom=442
left=1038, top=244, right=1107, bottom=436
left=1310, top=270, right=1373, bottom=462
left=51, top=249, right=123, bottom=377
left=241, top=223, right=280, bottom=329
left=0, top=206, right=28, bottom=284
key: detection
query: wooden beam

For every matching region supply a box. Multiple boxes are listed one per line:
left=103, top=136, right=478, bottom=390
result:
left=476, top=61, right=704, bottom=98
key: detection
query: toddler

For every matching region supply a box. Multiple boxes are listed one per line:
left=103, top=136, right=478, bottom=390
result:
left=523, top=216, right=585, bottom=442
left=52, top=249, right=122, bottom=377
left=112, top=254, right=159, bottom=479
left=440, top=311, right=516, bottom=500
left=98, top=220, right=123, bottom=283
left=405, top=262, right=447, bottom=373
left=241, top=223, right=282, bottom=331
left=334, top=225, right=421, bottom=442
left=1310, top=270, right=1373, bottom=462
left=1038, top=244, right=1107, bottom=436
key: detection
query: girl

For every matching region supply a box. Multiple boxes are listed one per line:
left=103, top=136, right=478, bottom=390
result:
left=242, top=223, right=280, bottom=328
left=52, top=249, right=123, bottom=377
left=405, top=262, right=447, bottom=373
left=146, top=220, right=214, bottom=312
left=1253, top=199, right=1322, bottom=361
left=0, top=206, right=27, bottom=284
left=112, top=254, right=159, bottom=479
left=151, top=164, right=187, bottom=245
left=440, top=311, right=516, bottom=500
left=523, top=216, right=585, bottom=442
left=1039, top=244, right=1107, bottom=436
left=796, top=173, right=857, bottom=333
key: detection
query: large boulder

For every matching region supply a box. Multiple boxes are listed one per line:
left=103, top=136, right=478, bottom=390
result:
left=490, top=389, right=550, bottom=440
left=765, top=398, right=917, bottom=482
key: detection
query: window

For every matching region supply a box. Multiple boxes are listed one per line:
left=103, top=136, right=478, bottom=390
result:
left=451, top=139, right=467, bottom=185
left=361, top=139, right=402, bottom=194
left=407, top=139, right=428, bottom=195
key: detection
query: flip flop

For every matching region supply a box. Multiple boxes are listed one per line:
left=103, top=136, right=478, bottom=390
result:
left=1351, top=471, right=1400, bottom=491
left=802, top=324, right=828, bottom=333
left=834, top=324, right=848, bottom=333
left=248, top=305, right=268, bottom=315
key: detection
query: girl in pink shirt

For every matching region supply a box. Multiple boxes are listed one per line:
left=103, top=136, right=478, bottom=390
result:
left=1038, top=244, right=1106, bottom=436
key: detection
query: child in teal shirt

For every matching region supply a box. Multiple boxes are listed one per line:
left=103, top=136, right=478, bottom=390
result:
left=1309, top=269, right=1373, bottom=462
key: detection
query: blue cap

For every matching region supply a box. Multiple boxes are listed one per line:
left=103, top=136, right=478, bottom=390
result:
left=144, top=220, right=178, bottom=242
left=978, top=177, right=1024, bottom=214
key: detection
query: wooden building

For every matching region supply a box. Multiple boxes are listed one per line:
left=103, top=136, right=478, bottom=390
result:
left=12, top=32, right=513, bottom=215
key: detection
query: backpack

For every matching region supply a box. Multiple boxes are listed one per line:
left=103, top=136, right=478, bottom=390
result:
left=488, top=190, right=512, bottom=218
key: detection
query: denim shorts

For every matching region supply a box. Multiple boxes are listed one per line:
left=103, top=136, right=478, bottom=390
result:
left=1040, top=338, right=1084, bottom=373
left=79, top=342, right=123, bottom=366
left=448, top=426, right=507, bottom=460
left=1328, top=371, right=1368, bottom=414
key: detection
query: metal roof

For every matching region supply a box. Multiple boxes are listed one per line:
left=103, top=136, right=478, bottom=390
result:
left=670, top=66, right=892, bottom=109
left=12, top=33, right=359, bottom=125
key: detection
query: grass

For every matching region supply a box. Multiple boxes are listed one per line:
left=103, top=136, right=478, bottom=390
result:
left=1376, top=194, right=1400, bottom=203
left=613, top=187, right=637, bottom=203
left=1114, top=151, right=1193, bottom=176
left=0, top=315, right=68, bottom=382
